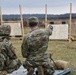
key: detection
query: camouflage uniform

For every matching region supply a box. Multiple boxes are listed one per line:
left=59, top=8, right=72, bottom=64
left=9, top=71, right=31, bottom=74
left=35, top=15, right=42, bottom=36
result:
left=0, top=25, right=21, bottom=74
left=21, top=17, right=54, bottom=75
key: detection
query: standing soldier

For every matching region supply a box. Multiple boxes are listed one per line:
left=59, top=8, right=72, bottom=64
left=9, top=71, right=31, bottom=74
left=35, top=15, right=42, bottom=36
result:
left=21, top=17, right=54, bottom=75
left=0, top=25, right=21, bottom=75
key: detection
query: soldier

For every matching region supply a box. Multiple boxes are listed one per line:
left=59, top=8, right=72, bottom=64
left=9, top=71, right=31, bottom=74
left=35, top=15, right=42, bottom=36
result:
left=21, top=17, right=54, bottom=75
left=0, top=25, right=21, bottom=75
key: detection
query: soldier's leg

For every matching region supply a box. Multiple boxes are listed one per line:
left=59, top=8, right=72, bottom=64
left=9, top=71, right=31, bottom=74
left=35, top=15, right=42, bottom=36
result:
left=44, top=67, right=54, bottom=75
left=37, top=66, right=44, bottom=75
left=44, top=68, right=48, bottom=75
left=27, top=67, right=34, bottom=75
left=42, top=62, right=55, bottom=75
left=6, top=59, right=21, bottom=73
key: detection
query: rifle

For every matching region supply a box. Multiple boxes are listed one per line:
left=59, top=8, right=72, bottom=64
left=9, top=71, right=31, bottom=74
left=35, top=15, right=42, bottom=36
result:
left=49, top=54, right=57, bottom=69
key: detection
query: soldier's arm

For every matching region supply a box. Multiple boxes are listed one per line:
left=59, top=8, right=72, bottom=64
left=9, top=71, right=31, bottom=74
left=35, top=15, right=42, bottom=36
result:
left=5, top=42, right=17, bottom=59
left=21, top=36, right=29, bottom=58
left=45, top=24, right=53, bottom=36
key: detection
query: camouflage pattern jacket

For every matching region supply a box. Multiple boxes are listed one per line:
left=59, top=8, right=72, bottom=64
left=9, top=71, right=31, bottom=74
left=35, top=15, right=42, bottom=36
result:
left=0, top=37, right=17, bottom=66
left=21, top=27, right=52, bottom=62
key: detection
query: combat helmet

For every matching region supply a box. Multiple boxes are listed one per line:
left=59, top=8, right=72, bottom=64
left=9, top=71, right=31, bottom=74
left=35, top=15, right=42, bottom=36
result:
left=28, top=17, right=39, bottom=27
left=28, top=17, right=39, bottom=23
left=0, top=25, right=11, bottom=36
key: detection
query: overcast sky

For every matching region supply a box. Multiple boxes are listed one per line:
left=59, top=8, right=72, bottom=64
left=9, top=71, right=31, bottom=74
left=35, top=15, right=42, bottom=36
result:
left=0, top=0, right=76, bottom=14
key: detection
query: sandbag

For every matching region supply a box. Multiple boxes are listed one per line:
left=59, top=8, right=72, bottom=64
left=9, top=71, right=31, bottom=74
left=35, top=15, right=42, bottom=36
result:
left=52, top=60, right=69, bottom=70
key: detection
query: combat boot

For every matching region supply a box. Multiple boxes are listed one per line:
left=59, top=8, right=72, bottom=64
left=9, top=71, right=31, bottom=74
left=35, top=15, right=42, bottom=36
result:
left=27, top=67, right=34, bottom=75
left=0, top=71, right=7, bottom=75
left=38, top=66, right=44, bottom=75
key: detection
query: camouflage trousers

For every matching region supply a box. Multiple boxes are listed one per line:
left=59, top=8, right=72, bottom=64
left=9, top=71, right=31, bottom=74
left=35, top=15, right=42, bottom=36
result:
left=0, top=54, right=21, bottom=73
left=5, top=59, right=21, bottom=73
left=23, top=60, right=54, bottom=75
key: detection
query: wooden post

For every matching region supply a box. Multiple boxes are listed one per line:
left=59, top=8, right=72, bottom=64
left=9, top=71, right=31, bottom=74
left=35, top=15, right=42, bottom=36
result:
left=19, top=5, right=24, bottom=40
left=45, top=4, right=48, bottom=27
left=69, top=3, right=72, bottom=42
left=0, top=6, right=3, bottom=25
